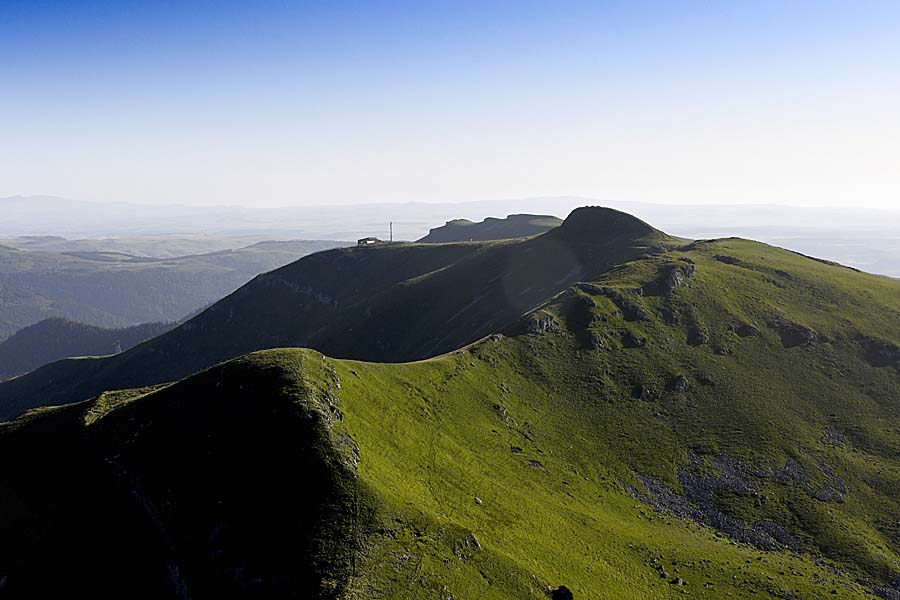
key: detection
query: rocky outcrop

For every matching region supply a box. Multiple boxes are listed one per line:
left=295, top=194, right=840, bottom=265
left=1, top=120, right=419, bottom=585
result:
left=526, top=312, right=559, bottom=334
left=660, top=307, right=680, bottom=326
left=770, top=321, right=819, bottom=348
left=623, top=331, right=648, bottom=348
left=774, top=457, right=808, bottom=485
left=865, top=574, right=900, bottom=600
left=730, top=323, right=761, bottom=338
left=823, top=426, right=848, bottom=446
left=454, top=531, right=482, bottom=560
left=627, top=454, right=803, bottom=552
left=687, top=326, right=709, bottom=346
left=576, top=283, right=650, bottom=322
left=636, top=386, right=660, bottom=402
left=775, top=458, right=846, bottom=503
left=660, top=262, right=696, bottom=294
left=670, top=375, right=690, bottom=393
left=860, top=337, right=900, bottom=367
left=715, top=255, right=743, bottom=266
left=866, top=583, right=900, bottom=600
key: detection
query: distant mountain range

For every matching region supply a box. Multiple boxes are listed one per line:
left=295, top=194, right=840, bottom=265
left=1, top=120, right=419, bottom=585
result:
left=2, top=206, right=899, bottom=598
left=0, top=207, right=672, bottom=417
left=0, top=220, right=565, bottom=379
left=0, top=233, right=293, bottom=259
left=0, top=239, right=345, bottom=339
left=3, top=194, right=899, bottom=276
left=418, top=214, right=562, bottom=243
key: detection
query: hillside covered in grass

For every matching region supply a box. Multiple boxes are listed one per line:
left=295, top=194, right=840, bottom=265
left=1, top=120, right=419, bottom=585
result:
left=0, top=208, right=674, bottom=419
left=2, top=215, right=900, bottom=599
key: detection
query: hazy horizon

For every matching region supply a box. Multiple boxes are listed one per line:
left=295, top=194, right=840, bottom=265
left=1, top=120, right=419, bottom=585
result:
left=3, top=193, right=899, bottom=277
left=4, top=193, right=900, bottom=214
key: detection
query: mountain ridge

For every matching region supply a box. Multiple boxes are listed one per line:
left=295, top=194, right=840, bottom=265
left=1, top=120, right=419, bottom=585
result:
left=0, top=207, right=674, bottom=419
left=417, top=213, right=562, bottom=243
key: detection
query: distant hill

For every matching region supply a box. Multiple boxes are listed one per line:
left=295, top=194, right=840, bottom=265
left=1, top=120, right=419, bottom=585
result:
left=417, top=213, right=562, bottom=243
left=0, top=239, right=345, bottom=339
left=0, top=207, right=674, bottom=418
left=2, top=218, right=900, bottom=597
left=4, top=195, right=900, bottom=276
left=0, top=233, right=302, bottom=259
left=0, top=318, right=174, bottom=382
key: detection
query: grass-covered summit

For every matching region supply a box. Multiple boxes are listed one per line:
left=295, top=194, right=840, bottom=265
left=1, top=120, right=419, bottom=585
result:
left=0, top=207, right=673, bottom=419
left=2, top=218, right=900, bottom=599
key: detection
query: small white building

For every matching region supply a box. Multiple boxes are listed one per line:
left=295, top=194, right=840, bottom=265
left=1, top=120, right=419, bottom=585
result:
left=357, top=237, right=382, bottom=246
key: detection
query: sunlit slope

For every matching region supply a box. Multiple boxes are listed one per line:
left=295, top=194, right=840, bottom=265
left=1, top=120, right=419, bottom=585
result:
left=336, top=237, right=900, bottom=598
left=3, top=236, right=900, bottom=598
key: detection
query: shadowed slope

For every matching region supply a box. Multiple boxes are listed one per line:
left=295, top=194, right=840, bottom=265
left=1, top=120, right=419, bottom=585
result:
left=0, top=318, right=174, bottom=381
left=417, top=213, right=562, bottom=243
left=0, top=352, right=370, bottom=599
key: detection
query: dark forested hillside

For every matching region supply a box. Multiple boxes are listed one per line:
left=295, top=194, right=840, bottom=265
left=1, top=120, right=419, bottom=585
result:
left=0, top=318, right=174, bottom=381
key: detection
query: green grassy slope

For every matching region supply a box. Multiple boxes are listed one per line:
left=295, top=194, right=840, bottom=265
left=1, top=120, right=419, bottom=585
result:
left=2, top=234, right=899, bottom=599
left=335, top=238, right=900, bottom=598
left=0, top=208, right=674, bottom=419
left=417, top=213, right=563, bottom=243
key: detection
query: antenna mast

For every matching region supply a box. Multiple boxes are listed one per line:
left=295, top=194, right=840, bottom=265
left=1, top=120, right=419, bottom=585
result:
left=390, top=221, right=393, bottom=242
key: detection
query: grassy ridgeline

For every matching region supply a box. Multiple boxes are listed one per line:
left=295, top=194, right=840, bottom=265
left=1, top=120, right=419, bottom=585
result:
left=0, top=208, right=675, bottom=419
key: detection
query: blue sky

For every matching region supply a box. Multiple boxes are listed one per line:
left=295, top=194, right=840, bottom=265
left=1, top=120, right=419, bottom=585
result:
left=2, top=1, right=899, bottom=208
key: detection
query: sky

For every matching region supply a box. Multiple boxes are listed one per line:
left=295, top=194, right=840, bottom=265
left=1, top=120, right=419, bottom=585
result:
left=1, top=0, right=899, bottom=210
